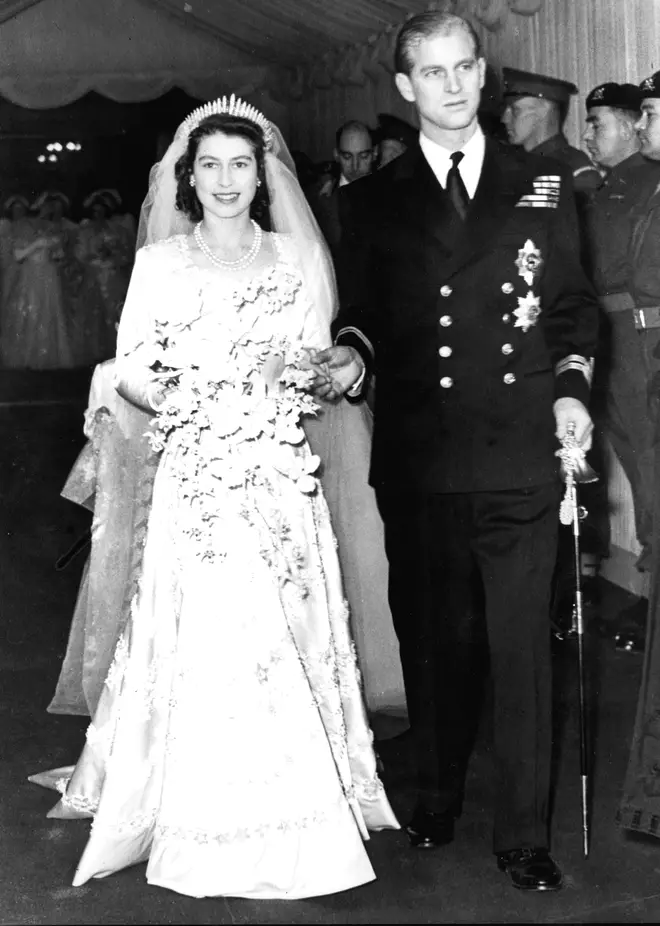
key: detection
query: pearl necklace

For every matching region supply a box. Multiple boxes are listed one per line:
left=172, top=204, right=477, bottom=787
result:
left=194, top=219, right=263, bottom=271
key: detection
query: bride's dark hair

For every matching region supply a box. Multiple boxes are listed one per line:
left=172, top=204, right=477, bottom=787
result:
left=174, top=114, right=270, bottom=225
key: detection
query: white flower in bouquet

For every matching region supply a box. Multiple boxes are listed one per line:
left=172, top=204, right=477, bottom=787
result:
left=146, top=275, right=324, bottom=560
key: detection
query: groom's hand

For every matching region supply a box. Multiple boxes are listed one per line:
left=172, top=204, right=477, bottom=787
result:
left=553, top=397, right=593, bottom=451
left=308, top=346, right=365, bottom=401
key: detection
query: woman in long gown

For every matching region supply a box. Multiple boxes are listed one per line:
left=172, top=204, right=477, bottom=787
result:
left=0, top=194, right=32, bottom=314
left=33, top=100, right=398, bottom=898
left=0, top=192, right=74, bottom=369
left=72, top=189, right=135, bottom=365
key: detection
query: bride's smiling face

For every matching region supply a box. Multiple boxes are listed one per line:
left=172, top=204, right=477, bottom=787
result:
left=193, top=132, right=259, bottom=220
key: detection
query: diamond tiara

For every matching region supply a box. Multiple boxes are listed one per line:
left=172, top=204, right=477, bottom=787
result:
left=181, top=94, right=274, bottom=149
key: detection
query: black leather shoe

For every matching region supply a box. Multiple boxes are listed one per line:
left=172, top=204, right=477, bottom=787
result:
left=405, top=808, right=455, bottom=849
left=497, top=847, right=563, bottom=891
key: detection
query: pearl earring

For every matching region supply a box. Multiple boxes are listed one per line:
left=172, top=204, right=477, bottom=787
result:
left=256, top=179, right=261, bottom=187
left=189, top=175, right=196, bottom=187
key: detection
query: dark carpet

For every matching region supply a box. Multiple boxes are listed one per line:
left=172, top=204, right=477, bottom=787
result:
left=2, top=369, right=660, bottom=924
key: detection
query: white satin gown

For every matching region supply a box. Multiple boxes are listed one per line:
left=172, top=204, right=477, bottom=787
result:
left=34, top=233, right=398, bottom=899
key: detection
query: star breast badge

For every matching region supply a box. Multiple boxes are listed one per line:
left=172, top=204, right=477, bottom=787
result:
left=515, top=239, right=544, bottom=286
left=514, top=291, right=542, bottom=332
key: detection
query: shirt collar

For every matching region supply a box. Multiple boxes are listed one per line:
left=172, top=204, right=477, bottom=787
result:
left=418, top=125, right=486, bottom=198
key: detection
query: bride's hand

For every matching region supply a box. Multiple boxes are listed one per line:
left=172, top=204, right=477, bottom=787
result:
left=146, top=370, right=180, bottom=410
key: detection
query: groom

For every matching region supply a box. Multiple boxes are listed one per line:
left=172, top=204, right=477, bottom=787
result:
left=313, top=11, right=599, bottom=892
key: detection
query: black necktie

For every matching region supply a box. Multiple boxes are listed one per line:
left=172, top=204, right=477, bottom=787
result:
left=446, top=151, right=470, bottom=220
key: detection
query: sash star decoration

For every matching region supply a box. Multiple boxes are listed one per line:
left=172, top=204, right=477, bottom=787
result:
left=515, top=239, right=543, bottom=285
left=514, top=291, right=542, bottom=332
left=181, top=95, right=274, bottom=149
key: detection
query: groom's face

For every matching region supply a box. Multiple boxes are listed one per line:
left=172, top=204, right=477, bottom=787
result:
left=395, top=28, right=485, bottom=136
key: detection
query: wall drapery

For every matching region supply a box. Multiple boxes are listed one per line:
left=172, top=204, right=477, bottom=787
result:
left=287, top=0, right=660, bottom=159
left=0, top=0, right=273, bottom=109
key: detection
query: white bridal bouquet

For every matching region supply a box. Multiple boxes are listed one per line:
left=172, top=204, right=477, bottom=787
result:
left=143, top=276, right=322, bottom=562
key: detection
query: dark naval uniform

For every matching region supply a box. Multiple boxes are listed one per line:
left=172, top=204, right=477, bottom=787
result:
left=333, top=135, right=599, bottom=854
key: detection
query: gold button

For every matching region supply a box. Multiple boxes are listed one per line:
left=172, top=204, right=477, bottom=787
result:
left=438, top=346, right=453, bottom=357
left=502, top=313, right=510, bottom=323
left=440, top=285, right=453, bottom=297
left=503, top=373, right=516, bottom=384
left=502, top=282, right=514, bottom=294
left=440, top=376, right=453, bottom=388
left=440, top=315, right=453, bottom=327
left=501, top=343, right=514, bottom=355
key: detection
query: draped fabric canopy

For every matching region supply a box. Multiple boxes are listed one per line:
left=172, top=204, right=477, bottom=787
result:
left=0, top=0, right=542, bottom=110
left=0, top=0, right=271, bottom=109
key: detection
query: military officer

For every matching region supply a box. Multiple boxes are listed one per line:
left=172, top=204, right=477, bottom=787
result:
left=598, top=71, right=660, bottom=650
left=583, top=81, right=654, bottom=296
left=312, top=11, right=599, bottom=893
left=502, top=67, right=602, bottom=201
left=582, top=81, right=660, bottom=650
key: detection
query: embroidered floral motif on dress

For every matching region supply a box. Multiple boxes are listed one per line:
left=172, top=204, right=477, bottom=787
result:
left=154, top=813, right=331, bottom=846
left=56, top=777, right=99, bottom=815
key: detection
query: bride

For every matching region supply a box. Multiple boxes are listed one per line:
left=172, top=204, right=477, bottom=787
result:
left=32, top=97, right=398, bottom=899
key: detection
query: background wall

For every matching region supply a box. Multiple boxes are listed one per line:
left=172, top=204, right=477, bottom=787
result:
left=289, top=0, right=660, bottom=160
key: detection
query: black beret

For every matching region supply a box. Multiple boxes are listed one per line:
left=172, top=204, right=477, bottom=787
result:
left=640, top=71, right=660, bottom=99
left=586, top=82, right=642, bottom=112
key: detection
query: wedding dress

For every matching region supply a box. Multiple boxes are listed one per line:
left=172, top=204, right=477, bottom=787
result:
left=33, top=232, right=398, bottom=899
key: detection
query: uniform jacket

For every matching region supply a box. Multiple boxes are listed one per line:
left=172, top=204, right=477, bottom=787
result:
left=532, top=134, right=602, bottom=197
left=628, top=169, right=660, bottom=307
left=586, top=153, right=660, bottom=299
left=333, top=137, right=600, bottom=495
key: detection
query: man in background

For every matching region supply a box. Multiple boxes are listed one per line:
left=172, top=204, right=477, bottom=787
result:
left=582, top=82, right=660, bottom=652
left=617, top=68, right=660, bottom=838
left=600, top=73, right=660, bottom=651
left=309, top=120, right=376, bottom=256
left=501, top=67, right=602, bottom=205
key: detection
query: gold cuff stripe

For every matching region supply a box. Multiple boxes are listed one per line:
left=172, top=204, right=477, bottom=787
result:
left=335, top=326, right=375, bottom=361
left=555, top=354, right=594, bottom=385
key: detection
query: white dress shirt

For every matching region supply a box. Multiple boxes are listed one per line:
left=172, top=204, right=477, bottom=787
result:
left=419, top=125, right=486, bottom=199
